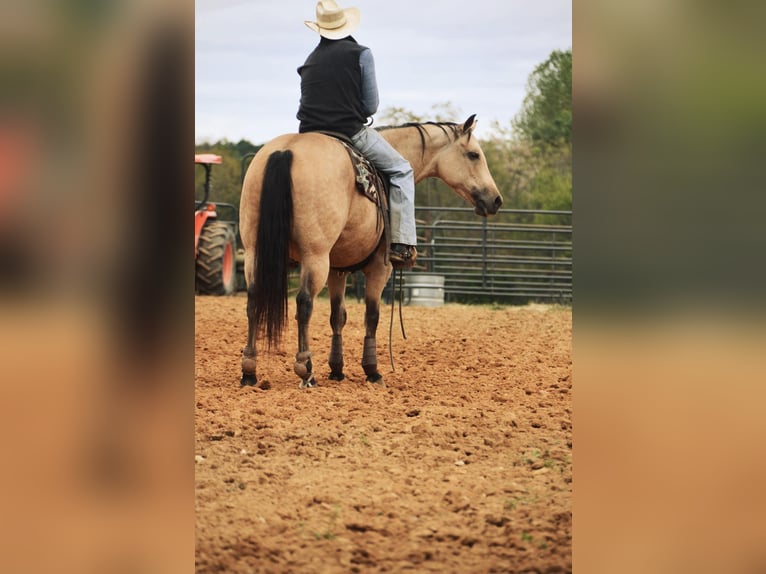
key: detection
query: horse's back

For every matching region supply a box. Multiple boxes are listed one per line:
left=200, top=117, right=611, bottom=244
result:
left=240, top=132, right=375, bottom=265
left=243, top=132, right=350, bottom=195
left=240, top=132, right=347, bottom=228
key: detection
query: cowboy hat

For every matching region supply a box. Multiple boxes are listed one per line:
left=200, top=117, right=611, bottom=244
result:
left=304, top=0, right=360, bottom=40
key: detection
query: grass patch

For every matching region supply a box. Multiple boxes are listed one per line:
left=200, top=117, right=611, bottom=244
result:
left=504, top=495, right=538, bottom=510
left=313, top=530, right=336, bottom=540
left=311, top=504, right=340, bottom=541
left=518, top=448, right=557, bottom=469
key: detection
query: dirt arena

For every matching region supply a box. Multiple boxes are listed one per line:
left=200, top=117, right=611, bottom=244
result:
left=195, top=294, right=572, bottom=573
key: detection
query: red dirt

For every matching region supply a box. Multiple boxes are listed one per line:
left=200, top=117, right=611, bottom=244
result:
left=195, top=295, right=572, bottom=573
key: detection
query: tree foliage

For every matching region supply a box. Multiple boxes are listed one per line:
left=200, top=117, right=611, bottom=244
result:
left=481, top=128, right=571, bottom=214
left=481, top=48, right=573, bottom=217
left=195, top=139, right=261, bottom=207
left=512, top=49, right=572, bottom=147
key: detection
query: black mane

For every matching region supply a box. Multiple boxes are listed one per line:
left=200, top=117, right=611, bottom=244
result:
left=375, top=121, right=461, bottom=157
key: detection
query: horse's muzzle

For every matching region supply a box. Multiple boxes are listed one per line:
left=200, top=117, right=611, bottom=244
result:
left=473, top=191, right=503, bottom=216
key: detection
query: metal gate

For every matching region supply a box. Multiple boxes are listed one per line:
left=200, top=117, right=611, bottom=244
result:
left=395, top=207, right=572, bottom=303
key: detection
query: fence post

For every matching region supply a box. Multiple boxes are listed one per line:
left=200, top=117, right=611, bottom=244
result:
left=482, top=217, right=488, bottom=290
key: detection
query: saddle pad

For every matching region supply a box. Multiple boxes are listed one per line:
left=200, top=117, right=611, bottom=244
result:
left=349, top=146, right=385, bottom=205
left=317, top=131, right=386, bottom=206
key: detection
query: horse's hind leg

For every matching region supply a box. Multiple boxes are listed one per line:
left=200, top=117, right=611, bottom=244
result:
left=294, top=256, right=330, bottom=388
left=327, top=271, right=348, bottom=381
left=361, top=262, right=392, bottom=385
left=241, top=252, right=258, bottom=386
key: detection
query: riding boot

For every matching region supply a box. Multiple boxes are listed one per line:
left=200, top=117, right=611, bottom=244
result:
left=390, top=243, right=417, bottom=268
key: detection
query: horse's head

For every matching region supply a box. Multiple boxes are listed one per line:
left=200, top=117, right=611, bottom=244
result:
left=435, top=115, right=503, bottom=216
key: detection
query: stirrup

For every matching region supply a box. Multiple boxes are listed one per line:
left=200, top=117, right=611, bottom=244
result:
left=390, top=244, right=417, bottom=268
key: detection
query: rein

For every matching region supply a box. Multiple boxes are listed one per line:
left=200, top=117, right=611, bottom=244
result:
left=388, top=268, right=407, bottom=371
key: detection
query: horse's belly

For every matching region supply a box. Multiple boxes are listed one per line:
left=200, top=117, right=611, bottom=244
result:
left=329, top=227, right=382, bottom=269
left=328, top=197, right=382, bottom=268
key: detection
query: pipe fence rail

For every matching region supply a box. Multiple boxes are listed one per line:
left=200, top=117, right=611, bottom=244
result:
left=393, top=207, right=572, bottom=304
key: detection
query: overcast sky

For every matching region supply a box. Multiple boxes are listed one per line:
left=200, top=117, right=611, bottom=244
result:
left=195, top=0, right=571, bottom=144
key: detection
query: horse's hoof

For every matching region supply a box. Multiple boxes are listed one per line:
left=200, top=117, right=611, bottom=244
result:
left=294, top=352, right=312, bottom=378
left=328, top=372, right=345, bottom=381
left=299, top=377, right=317, bottom=389
left=365, top=372, right=384, bottom=385
left=240, top=373, right=258, bottom=387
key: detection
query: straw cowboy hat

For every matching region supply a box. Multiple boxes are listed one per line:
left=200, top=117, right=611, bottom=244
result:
left=304, top=1, right=360, bottom=40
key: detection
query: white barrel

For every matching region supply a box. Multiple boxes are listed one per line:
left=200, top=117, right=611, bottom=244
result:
left=406, top=273, right=445, bottom=307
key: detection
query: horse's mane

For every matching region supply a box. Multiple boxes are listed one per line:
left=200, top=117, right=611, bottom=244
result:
left=375, top=121, right=462, bottom=157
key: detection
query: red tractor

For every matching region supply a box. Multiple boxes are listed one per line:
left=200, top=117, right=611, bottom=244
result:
left=195, top=154, right=241, bottom=295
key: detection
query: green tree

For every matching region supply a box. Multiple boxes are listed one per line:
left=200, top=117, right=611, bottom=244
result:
left=195, top=139, right=262, bottom=207
left=481, top=133, right=571, bottom=215
left=513, top=49, right=572, bottom=147
left=480, top=49, right=573, bottom=217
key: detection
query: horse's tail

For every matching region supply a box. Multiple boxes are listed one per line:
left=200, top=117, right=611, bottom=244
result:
left=253, top=149, right=294, bottom=348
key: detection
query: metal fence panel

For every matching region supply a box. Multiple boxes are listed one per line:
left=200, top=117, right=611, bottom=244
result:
left=397, top=207, right=572, bottom=303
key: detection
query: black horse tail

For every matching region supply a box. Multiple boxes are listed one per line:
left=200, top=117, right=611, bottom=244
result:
left=253, top=149, right=294, bottom=348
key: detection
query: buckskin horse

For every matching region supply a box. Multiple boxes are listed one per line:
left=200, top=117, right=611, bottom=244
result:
left=239, top=115, right=502, bottom=388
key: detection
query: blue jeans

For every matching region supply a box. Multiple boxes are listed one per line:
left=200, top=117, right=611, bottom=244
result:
left=351, top=126, right=417, bottom=245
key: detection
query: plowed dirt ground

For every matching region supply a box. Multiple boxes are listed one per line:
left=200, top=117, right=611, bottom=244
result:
left=195, top=295, right=571, bottom=573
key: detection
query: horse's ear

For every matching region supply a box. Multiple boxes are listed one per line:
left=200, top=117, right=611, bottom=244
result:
left=462, top=114, right=477, bottom=134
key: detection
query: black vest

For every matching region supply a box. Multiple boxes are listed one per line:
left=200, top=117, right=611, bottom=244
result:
left=297, top=36, right=367, bottom=138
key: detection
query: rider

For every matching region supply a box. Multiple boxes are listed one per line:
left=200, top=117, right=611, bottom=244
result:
left=297, top=0, right=417, bottom=267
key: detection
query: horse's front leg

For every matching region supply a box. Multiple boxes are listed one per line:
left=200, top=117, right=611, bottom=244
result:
left=361, top=261, right=392, bottom=385
left=294, top=257, right=330, bottom=388
left=327, top=271, right=348, bottom=381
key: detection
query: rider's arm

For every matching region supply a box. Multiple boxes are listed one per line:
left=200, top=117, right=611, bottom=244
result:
left=359, top=48, right=379, bottom=117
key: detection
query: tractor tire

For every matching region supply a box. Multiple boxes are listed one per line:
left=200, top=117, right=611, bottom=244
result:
left=235, top=248, right=247, bottom=292
left=196, top=221, right=237, bottom=295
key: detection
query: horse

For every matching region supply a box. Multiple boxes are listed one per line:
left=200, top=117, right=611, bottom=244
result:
left=239, top=114, right=502, bottom=388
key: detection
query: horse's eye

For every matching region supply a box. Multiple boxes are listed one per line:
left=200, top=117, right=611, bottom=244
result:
left=466, top=151, right=480, bottom=161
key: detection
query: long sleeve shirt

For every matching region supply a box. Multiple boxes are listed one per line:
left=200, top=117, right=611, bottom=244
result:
left=359, top=48, right=379, bottom=117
